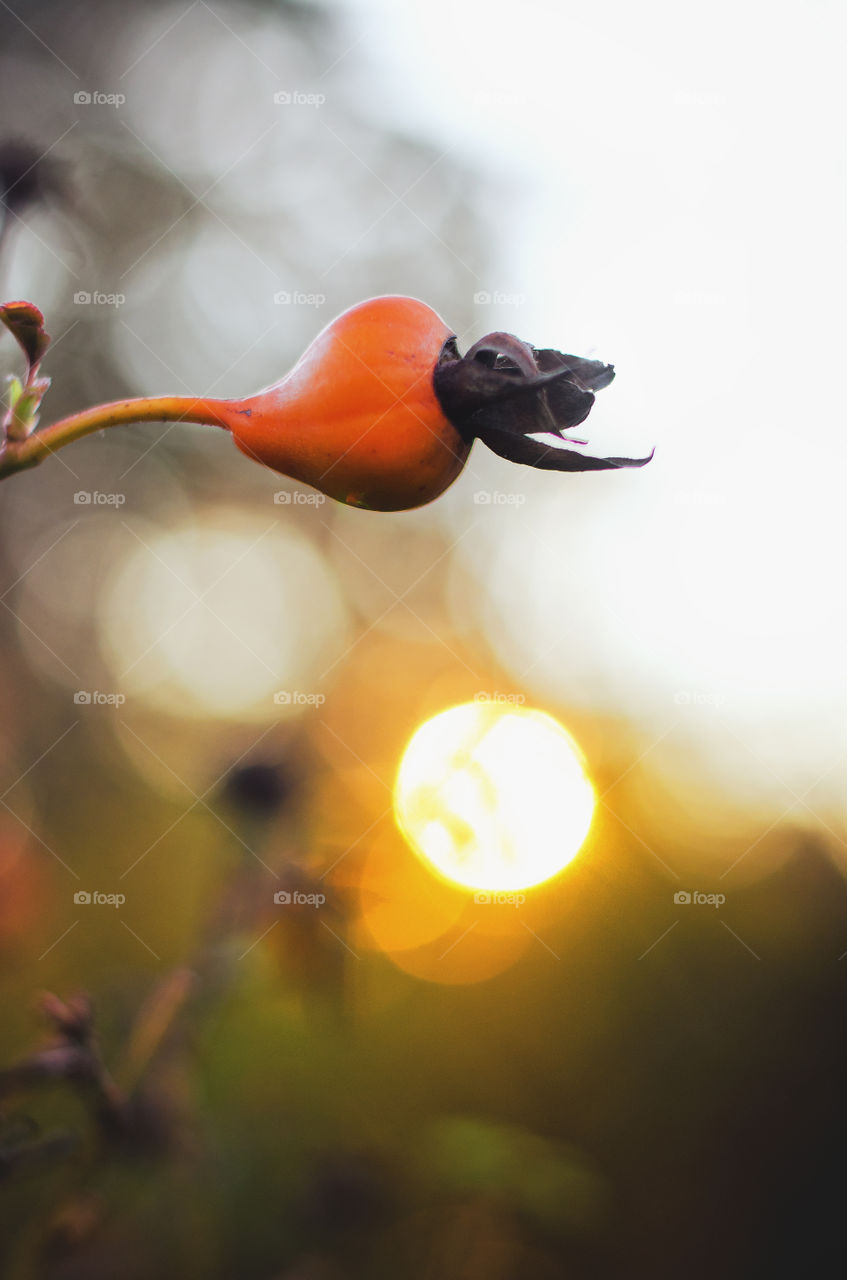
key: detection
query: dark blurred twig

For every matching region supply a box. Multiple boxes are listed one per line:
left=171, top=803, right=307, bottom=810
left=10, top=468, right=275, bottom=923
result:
left=0, top=139, right=68, bottom=279
left=0, top=993, right=129, bottom=1144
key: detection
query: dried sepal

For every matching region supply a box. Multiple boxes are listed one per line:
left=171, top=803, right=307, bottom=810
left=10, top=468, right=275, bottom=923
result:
left=434, top=331, right=652, bottom=472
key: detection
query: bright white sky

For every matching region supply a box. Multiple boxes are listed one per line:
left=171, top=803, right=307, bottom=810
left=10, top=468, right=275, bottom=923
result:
left=335, top=0, right=847, bottom=815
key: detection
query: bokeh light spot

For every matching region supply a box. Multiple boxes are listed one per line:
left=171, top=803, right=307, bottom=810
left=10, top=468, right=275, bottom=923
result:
left=99, top=508, right=348, bottom=722
left=394, top=702, right=595, bottom=892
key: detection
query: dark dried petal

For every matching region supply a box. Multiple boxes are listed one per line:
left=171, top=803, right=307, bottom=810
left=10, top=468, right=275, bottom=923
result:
left=477, top=425, right=654, bottom=471
left=533, top=348, right=616, bottom=392
left=433, top=331, right=650, bottom=473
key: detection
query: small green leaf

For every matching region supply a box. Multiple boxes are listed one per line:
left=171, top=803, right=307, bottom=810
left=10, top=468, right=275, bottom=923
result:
left=6, top=376, right=52, bottom=441
left=5, top=374, right=23, bottom=411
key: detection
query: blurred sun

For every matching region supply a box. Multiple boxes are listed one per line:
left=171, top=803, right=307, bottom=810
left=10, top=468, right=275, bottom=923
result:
left=394, top=701, right=595, bottom=892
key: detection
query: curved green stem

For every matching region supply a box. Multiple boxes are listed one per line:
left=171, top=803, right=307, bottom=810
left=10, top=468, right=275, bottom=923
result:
left=0, top=394, right=233, bottom=480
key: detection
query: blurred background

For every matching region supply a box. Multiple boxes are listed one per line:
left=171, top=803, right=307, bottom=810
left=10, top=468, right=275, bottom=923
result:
left=1, top=0, right=846, bottom=1276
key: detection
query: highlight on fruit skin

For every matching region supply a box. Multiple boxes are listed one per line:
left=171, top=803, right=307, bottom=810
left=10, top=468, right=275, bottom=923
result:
left=0, top=295, right=652, bottom=507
